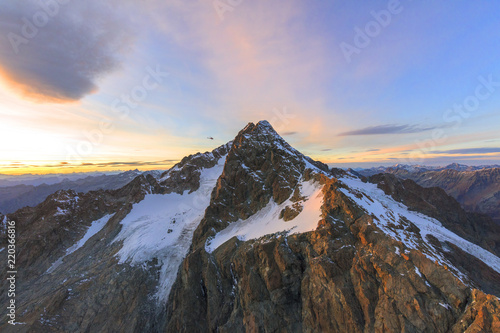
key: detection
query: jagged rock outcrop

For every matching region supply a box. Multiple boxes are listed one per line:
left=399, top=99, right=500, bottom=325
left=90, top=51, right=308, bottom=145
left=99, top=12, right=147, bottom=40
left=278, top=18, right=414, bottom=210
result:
left=159, top=143, right=232, bottom=194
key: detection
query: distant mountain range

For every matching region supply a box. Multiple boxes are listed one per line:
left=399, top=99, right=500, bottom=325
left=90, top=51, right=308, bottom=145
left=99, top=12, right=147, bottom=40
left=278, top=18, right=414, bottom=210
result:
left=357, top=164, right=500, bottom=223
left=0, top=171, right=124, bottom=187
left=0, top=170, right=162, bottom=214
left=356, top=163, right=500, bottom=175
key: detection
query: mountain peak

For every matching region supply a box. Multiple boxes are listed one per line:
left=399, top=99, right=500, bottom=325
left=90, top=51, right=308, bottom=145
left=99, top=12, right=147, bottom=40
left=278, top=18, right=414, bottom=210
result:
left=232, top=120, right=293, bottom=155
left=444, top=163, right=469, bottom=171
left=238, top=120, right=280, bottom=137
left=255, top=119, right=273, bottom=129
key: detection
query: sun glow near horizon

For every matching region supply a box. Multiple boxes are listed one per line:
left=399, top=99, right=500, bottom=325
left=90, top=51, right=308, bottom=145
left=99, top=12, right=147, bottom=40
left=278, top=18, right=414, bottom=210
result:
left=1, top=1, right=499, bottom=173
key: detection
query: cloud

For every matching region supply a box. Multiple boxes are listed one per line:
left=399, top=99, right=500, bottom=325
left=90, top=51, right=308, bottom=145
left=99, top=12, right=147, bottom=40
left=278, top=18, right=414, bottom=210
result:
left=89, top=160, right=179, bottom=167
left=321, top=148, right=333, bottom=152
left=338, top=124, right=436, bottom=136
left=431, top=147, right=500, bottom=155
left=0, top=0, right=134, bottom=103
left=282, top=131, right=297, bottom=136
left=145, top=0, right=335, bottom=139
left=0, top=159, right=178, bottom=173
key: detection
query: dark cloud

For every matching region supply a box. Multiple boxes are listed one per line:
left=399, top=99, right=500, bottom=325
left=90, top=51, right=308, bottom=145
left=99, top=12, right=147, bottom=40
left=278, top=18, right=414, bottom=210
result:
left=321, top=148, right=332, bottom=152
left=0, top=0, right=134, bottom=102
left=431, top=147, right=500, bottom=155
left=338, top=124, right=436, bottom=136
left=282, top=131, right=297, bottom=136
left=365, top=149, right=380, bottom=152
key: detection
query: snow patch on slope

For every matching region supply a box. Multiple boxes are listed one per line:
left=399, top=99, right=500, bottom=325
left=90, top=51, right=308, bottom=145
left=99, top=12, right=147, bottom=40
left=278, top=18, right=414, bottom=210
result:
left=339, top=175, right=500, bottom=279
left=113, top=156, right=226, bottom=303
left=205, top=179, right=324, bottom=253
left=54, top=207, right=68, bottom=216
left=47, top=214, right=113, bottom=273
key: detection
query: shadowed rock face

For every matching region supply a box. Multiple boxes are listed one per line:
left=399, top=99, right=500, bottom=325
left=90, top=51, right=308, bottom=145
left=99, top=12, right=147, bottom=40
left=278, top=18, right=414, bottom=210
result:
left=2, top=121, right=500, bottom=332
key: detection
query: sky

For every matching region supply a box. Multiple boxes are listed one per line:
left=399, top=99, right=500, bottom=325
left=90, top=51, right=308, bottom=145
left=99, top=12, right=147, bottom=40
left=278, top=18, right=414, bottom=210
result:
left=0, top=0, right=499, bottom=174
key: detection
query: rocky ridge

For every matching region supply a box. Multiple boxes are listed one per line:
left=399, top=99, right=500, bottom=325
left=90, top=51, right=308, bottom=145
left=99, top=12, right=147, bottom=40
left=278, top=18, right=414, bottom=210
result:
left=358, top=165, right=500, bottom=224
